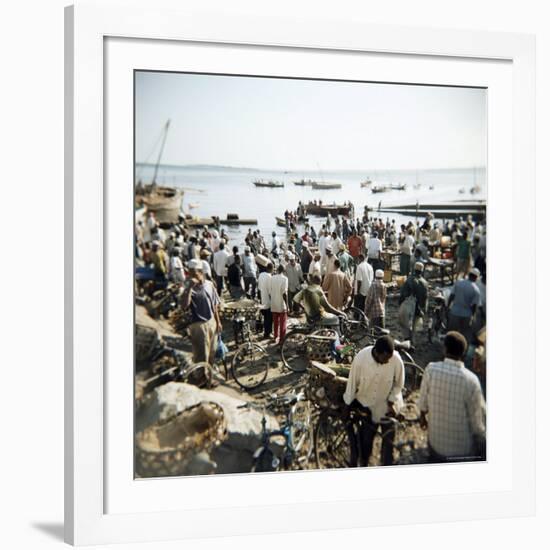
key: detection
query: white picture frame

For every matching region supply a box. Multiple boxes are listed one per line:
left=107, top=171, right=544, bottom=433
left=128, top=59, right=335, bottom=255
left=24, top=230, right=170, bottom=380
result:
left=65, top=1, right=535, bottom=545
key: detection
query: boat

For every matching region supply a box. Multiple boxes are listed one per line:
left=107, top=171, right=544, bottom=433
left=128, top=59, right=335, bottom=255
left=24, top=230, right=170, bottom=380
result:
left=360, top=178, right=372, bottom=188
left=311, top=181, right=342, bottom=190
left=253, top=179, right=284, bottom=188
left=276, top=216, right=288, bottom=227
left=390, top=183, right=407, bottom=191
left=371, top=185, right=389, bottom=194
left=135, top=119, right=184, bottom=225
left=294, top=179, right=315, bottom=186
left=304, top=202, right=352, bottom=216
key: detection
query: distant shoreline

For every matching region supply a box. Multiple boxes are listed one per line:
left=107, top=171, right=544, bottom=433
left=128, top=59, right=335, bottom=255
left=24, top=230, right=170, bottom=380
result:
left=136, top=162, right=487, bottom=174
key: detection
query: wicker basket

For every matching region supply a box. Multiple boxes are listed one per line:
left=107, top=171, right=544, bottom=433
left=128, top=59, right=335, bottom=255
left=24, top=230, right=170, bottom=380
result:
left=305, top=329, right=338, bottom=363
left=135, top=402, right=227, bottom=478
left=306, top=361, right=348, bottom=412
left=219, top=299, right=259, bottom=321
left=136, top=324, right=161, bottom=362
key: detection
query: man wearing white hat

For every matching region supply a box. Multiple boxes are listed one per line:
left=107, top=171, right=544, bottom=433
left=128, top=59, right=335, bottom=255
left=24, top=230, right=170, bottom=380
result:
left=448, top=268, right=482, bottom=342
left=365, top=269, right=387, bottom=328
left=180, top=259, right=221, bottom=366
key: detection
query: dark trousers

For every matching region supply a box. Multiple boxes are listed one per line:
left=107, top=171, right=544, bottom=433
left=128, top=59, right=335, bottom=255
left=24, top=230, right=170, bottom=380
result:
left=372, top=316, right=385, bottom=329
left=261, top=309, right=273, bottom=338
left=400, top=253, right=411, bottom=276
left=243, top=276, right=257, bottom=299
left=347, top=408, right=395, bottom=467
left=215, top=274, right=224, bottom=296
left=354, top=293, right=366, bottom=312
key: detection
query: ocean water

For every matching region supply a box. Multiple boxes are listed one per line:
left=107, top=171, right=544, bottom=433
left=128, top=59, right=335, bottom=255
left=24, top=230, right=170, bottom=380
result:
left=136, top=165, right=486, bottom=247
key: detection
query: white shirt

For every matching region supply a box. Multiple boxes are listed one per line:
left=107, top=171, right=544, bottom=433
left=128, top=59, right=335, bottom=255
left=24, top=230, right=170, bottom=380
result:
left=367, top=237, right=383, bottom=259
left=343, top=347, right=404, bottom=423
left=270, top=273, right=288, bottom=313
left=321, top=254, right=337, bottom=277
left=257, top=272, right=272, bottom=309
left=355, top=260, right=374, bottom=296
left=308, top=260, right=321, bottom=278
left=318, top=235, right=329, bottom=257
left=213, top=249, right=230, bottom=276
left=400, top=234, right=415, bottom=255
left=201, top=259, right=212, bottom=278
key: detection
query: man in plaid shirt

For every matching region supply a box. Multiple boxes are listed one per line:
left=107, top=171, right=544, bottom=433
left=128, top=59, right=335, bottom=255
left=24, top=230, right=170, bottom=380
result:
left=364, top=268, right=387, bottom=328
left=418, top=331, right=486, bottom=462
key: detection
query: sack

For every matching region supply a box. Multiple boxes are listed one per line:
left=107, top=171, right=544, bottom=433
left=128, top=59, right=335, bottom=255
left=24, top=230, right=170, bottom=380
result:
left=216, top=334, right=228, bottom=360
left=398, top=295, right=416, bottom=331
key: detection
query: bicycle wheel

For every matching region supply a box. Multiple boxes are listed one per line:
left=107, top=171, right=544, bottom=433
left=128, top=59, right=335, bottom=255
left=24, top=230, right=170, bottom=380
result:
left=343, top=306, right=371, bottom=348
left=280, top=329, right=310, bottom=372
left=314, top=411, right=353, bottom=469
left=231, top=342, right=270, bottom=390
left=289, top=400, right=315, bottom=468
left=403, top=362, right=424, bottom=398
left=251, top=447, right=279, bottom=472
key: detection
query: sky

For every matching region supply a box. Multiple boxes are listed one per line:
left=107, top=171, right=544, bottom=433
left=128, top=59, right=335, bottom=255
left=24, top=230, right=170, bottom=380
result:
left=135, top=71, right=487, bottom=171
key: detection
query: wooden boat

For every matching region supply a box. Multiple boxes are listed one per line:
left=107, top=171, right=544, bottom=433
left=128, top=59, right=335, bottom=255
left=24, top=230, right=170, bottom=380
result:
left=360, top=179, right=372, bottom=188
left=371, top=185, right=389, bottom=194
left=390, top=183, right=407, bottom=191
left=311, top=181, right=342, bottom=190
left=218, top=216, right=258, bottom=226
left=253, top=179, right=284, bottom=188
left=135, top=120, right=184, bottom=224
left=276, top=216, right=287, bottom=227
left=294, top=179, right=315, bottom=186
left=304, top=202, right=352, bottom=216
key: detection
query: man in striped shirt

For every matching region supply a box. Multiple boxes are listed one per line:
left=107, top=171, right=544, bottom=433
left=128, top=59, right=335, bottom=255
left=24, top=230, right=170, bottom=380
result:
left=418, top=331, right=486, bottom=462
left=364, top=269, right=387, bottom=328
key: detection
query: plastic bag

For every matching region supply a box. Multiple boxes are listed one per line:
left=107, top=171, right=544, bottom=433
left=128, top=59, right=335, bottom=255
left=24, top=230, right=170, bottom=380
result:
left=216, top=334, right=228, bottom=360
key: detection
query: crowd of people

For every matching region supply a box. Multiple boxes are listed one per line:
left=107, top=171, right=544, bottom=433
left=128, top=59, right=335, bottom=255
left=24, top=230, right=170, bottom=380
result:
left=135, top=202, right=487, bottom=466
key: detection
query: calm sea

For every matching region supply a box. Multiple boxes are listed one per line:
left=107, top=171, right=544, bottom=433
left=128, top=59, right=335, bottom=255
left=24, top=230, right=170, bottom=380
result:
left=136, top=165, right=486, bottom=247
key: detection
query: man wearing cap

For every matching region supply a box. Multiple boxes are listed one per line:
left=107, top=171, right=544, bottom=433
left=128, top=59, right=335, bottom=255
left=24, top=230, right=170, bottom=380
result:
left=321, top=245, right=337, bottom=278
left=199, top=248, right=212, bottom=280
left=322, top=258, right=352, bottom=309
left=180, top=259, right=221, bottom=366
left=365, top=269, right=387, bottom=328
left=399, top=262, right=429, bottom=343
left=242, top=246, right=258, bottom=299
left=300, top=241, right=313, bottom=278
left=448, top=268, right=482, bottom=342
left=285, top=253, right=303, bottom=313
left=419, top=331, right=486, bottom=462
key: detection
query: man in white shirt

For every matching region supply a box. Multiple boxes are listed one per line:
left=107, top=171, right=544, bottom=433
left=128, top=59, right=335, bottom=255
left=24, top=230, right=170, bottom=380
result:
left=318, top=230, right=329, bottom=259
left=271, top=232, right=280, bottom=258
left=367, top=230, right=384, bottom=271
left=321, top=246, right=337, bottom=277
left=257, top=262, right=273, bottom=338
left=270, top=264, right=289, bottom=343
left=354, top=254, right=374, bottom=311
left=308, top=252, right=322, bottom=280
left=399, top=229, right=416, bottom=275
left=343, top=335, right=405, bottom=466
left=212, top=242, right=230, bottom=295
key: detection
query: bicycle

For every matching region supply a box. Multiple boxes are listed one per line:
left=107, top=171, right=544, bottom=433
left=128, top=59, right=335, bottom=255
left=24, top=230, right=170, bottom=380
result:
left=427, top=287, right=450, bottom=343
left=231, top=313, right=272, bottom=391
left=237, top=390, right=314, bottom=472
left=314, top=403, right=425, bottom=469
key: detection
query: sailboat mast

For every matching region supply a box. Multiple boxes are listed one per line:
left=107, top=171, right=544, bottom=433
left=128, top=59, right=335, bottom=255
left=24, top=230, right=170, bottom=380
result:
left=152, top=119, right=171, bottom=188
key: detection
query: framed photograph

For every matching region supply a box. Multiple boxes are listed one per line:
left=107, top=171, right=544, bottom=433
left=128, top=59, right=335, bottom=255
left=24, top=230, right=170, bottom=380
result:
left=65, top=1, right=535, bottom=545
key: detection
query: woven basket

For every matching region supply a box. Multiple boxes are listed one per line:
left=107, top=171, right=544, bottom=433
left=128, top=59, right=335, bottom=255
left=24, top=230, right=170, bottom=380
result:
left=136, top=324, right=161, bottom=362
left=219, top=299, right=259, bottom=321
left=135, top=402, right=226, bottom=478
left=305, top=329, right=338, bottom=363
left=306, top=361, right=348, bottom=412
